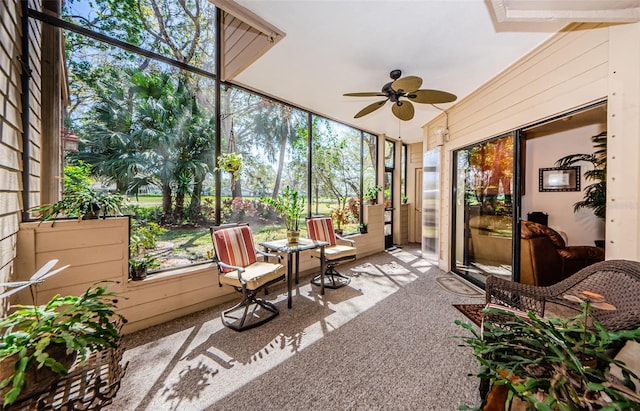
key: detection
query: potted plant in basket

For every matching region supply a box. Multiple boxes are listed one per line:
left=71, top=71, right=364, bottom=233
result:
left=456, top=294, right=640, bottom=411
left=0, top=261, right=124, bottom=406
left=364, top=184, right=382, bottom=205
left=260, top=185, right=305, bottom=245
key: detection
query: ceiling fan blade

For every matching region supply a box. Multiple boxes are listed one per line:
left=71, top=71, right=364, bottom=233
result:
left=392, top=76, right=422, bottom=93
left=408, top=89, right=457, bottom=104
left=354, top=100, right=387, bottom=118
left=392, top=101, right=415, bottom=121
left=344, top=92, right=386, bottom=97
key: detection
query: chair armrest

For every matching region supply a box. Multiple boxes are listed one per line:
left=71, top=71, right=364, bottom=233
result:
left=335, top=234, right=355, bottom=246
left=256, top=248, right=283, bottom=262
left=217, top=261, right=245, bottom=273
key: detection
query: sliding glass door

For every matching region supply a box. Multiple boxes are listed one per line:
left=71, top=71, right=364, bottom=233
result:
left=452, top=133, right=515, bottom=286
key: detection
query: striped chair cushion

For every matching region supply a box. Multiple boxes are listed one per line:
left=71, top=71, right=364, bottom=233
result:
left=306, top=217, right=336, bottom=246
left=212, top=226, right=257, bottom=272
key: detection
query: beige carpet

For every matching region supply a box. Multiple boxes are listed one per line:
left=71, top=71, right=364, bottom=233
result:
left=106, top=245, right=483, bottom=410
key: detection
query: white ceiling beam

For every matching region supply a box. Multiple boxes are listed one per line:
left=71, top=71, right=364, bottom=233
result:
left=491, top=0, right=640, bottom=23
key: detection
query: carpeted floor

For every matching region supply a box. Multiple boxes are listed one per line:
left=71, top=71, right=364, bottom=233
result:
left=106, top=245, right=484, bottom=411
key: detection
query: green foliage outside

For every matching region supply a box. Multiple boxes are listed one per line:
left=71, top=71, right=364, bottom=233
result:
left=61, top=0, right=375, bottom=272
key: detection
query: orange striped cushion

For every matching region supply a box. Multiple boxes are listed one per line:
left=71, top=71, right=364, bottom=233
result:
left=306, top=217, right=336, bottom=246
left=212, top=226, right=257, bottom=272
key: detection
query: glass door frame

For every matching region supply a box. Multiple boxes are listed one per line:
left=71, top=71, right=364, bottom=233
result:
left=450, top=131, right=522, bottom=289
left=384, top=139, right=395, bottom=249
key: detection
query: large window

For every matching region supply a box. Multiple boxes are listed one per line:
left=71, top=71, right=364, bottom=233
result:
left=311, top=117, right=362, bottom=235
left=220, top=86, right=308, bottom=240
left=49, top=1, right=377, bottom=275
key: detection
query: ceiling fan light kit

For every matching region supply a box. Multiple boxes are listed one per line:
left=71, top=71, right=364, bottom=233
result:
left=344, top=69, right=457, bottom=121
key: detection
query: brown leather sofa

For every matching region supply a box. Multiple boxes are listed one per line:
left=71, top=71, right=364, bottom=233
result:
left=520, top=220, right=605, bottom=286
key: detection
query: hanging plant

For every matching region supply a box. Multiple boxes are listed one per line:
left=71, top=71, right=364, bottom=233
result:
left=216, top=153, right=243, bottom=190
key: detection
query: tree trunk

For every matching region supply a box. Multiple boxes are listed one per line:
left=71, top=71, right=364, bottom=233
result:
left=273, top=121, right=288, bottom=197
left=188, top=177, right=203, bottom=218
left=162, top=182, right=173, bottom=221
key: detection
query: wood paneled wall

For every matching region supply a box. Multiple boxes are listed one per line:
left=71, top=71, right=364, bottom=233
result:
left=424, top=22, right=640, bottom=270
left=0, top=1, right=42, bottom=311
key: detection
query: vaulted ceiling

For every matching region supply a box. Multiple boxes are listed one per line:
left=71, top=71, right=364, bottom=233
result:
left=231, top=0, right=638, bottom=143
left=230, top=1, right=562, bottom=143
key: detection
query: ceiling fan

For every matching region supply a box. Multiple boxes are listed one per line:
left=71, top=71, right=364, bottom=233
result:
left=343, top=69, right=457, bottom=121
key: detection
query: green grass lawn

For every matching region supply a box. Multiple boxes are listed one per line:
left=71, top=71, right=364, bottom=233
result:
left=130, top=196, right=360, bottom=271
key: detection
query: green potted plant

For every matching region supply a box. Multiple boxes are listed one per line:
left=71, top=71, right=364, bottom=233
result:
left=364, top=184, right=382, bottom=205
left=129, top=222, right=164, bottom=280
left=30, top=162, right=126, bottom=222
left=0, top=262, right=124, bottom=406
left=330, top=205, right=350, bottom=236
left=261, top=185, right=305, bottom=245
left=359, top=222, right=368, bottom=234
left=401, top=195, right=408, bottom=204
left=457, top=296, right=640, bottom=411
left=216, top=152, right=243, bottom=190
left=556, top=131, right=607, bottom=219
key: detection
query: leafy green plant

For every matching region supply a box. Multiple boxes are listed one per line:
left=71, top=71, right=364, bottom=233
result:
left=401, top=195, right=408, bottom=204
left=456, top=301, right=640, bottom=411
left=30, top=162, right=126, bottom=221
left=216, top=152, right=243, bottom=189
left=556, top=131, right=607, bottom=219
left=129, top=222, right=164, bottom=278
left=0, top=284, right=124, bottom=406
left=260, top=185, right=305, bottom=232
left=364, top=185, right=382, bottom=203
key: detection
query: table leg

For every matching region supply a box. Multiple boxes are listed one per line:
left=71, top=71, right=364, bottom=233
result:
left=320, top=246, right=326, bottom=296
left=295, top=251, right=300, bottom=285
left=287, top=252, right=293, bottom=309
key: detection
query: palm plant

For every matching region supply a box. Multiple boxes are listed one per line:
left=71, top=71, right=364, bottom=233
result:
left=556, top=131, right=607, bottom=219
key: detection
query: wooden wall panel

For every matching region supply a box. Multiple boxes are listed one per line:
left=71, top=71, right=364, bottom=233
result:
left=422, top=23, right=612, bottom=271
left=443, top=24, right=609, bottom=150
left=211, top=0, right=285, bottom=81
left=0, top=0, right=31, bottom=302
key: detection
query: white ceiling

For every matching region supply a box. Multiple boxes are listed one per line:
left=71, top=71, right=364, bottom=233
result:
left=231, top=1, right=570, bottom=143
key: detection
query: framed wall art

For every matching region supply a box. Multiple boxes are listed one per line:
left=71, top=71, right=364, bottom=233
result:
left=539, top=166, right=580, bottom=192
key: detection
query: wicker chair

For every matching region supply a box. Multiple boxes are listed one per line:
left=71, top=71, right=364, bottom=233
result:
left=486, top=259, right=640, bottom=331
left=479, top=260, right=640, bottom=401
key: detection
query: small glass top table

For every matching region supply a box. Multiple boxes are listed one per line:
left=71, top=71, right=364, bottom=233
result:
left=259, top=237, right=329, bottom=308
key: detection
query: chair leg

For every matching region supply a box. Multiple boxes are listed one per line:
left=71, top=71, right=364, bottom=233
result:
left=311, top=262, right=351, bottom=289
left=221, top=291, right=279, bottom=332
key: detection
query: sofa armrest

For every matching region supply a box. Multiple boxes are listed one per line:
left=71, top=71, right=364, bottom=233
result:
left=557, top=246, right=605, bottom=261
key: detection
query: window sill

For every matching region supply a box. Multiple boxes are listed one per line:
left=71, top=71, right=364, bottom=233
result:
left=126, top=262, right=217, bottom=287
